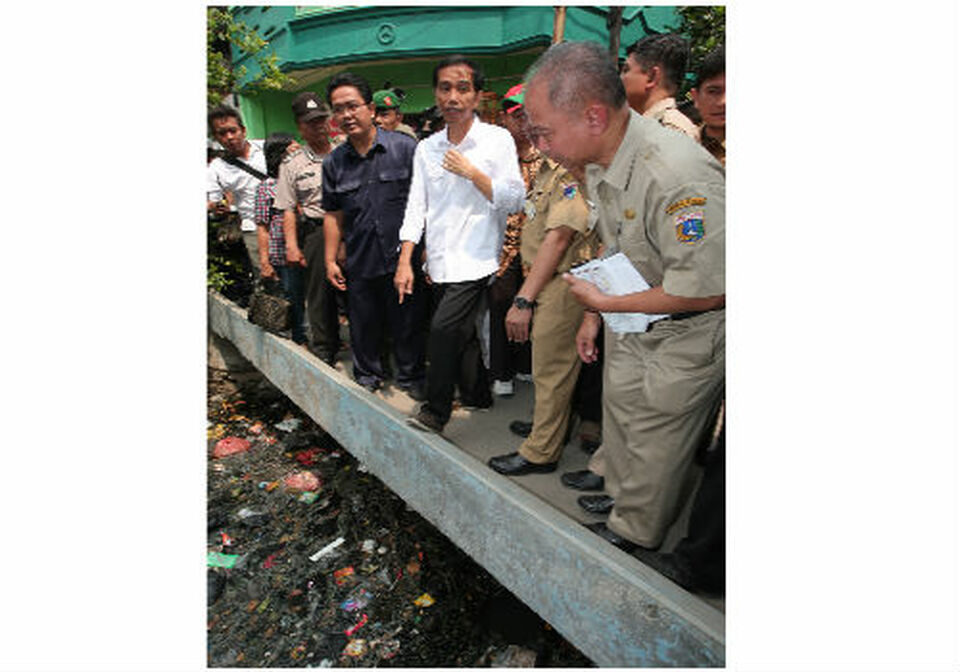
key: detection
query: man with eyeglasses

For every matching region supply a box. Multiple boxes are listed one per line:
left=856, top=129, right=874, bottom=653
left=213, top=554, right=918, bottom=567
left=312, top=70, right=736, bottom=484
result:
left=320, top=73, right=426, bottom=398
left=273, top=92, right=342, bottom=365
left=395, top=55, right=525, bottom=434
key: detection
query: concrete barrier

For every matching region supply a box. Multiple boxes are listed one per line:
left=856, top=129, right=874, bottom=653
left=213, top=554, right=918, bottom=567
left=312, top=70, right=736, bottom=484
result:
left=209, top=291, right=724, bottom=666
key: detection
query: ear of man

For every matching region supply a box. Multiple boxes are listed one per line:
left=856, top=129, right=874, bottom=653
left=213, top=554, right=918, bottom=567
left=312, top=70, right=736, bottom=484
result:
left=646, top=64, right=662, bottom=91
left=584, top=103, right=609, bottom=135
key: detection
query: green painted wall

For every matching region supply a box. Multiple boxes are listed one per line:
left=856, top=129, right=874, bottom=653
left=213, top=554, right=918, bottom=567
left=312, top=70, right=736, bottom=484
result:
left=228, top=6, right=682, bottom=140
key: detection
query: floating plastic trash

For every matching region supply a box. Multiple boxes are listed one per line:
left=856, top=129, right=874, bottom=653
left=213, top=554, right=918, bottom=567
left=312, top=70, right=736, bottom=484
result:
left=213, top=436, right=251, bottom=458
left=207, top=552, right=239, bottom=569
left=309, top=537, right=345, bottom=562
left=413, top=593, right=435, bottom=607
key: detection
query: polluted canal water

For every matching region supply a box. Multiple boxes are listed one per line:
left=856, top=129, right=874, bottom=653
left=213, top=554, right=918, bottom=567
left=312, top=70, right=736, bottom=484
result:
left=207, top=361, right=593, bottom=667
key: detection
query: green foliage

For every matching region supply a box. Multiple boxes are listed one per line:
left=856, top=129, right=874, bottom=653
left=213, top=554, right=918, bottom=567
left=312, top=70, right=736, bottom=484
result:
left=207, top=253, right=242, bottom=293
left=207, top=8, right=293, bottom=296
left=207, top=7, right=295, bottom=109
left=677, top=6, right=725, bottom=96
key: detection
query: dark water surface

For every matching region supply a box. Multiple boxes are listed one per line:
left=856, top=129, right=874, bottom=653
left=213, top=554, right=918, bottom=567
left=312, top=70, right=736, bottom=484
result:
left=207, top=366, right=593, bottom=667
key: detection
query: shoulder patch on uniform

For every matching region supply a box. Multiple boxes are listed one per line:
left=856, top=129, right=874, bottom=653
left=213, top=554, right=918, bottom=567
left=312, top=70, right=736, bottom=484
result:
left=562, top=183, right=578, bottom=199
left=665, top=196, right=706, bottom=215
left=675, top=211, right=705, bottom=244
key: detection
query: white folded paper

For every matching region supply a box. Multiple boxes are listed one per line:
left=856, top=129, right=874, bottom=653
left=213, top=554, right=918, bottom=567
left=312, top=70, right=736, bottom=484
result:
left=568, top=253, right=667, bottom=333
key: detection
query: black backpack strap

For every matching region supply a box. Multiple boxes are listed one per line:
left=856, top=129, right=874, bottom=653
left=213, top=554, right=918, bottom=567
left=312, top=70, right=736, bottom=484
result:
left=222, top=155, right=267, bottom=181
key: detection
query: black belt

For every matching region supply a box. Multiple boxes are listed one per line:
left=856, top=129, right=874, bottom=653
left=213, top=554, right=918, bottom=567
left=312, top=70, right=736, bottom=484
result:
left=667, top=309, right=718, bottom=322
left=299, top=217, right=324, bottom=242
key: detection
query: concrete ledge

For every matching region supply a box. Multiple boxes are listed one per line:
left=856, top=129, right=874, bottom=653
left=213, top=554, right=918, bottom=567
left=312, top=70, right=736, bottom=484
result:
left=208, top=292, right=724, bottom=667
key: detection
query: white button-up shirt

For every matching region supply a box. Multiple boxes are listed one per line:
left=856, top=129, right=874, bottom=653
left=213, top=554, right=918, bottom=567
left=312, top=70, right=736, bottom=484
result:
left=399, top=118, right=524, bottom=282
left=206, top=140, right=266, bottom=231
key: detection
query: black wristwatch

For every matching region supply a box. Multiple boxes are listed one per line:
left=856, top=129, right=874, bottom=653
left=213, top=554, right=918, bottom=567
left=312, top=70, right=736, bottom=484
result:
left=513, top=296, right=537, bottom=310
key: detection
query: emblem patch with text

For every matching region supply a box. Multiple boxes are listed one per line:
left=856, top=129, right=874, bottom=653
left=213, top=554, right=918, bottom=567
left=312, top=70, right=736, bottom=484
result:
left=675, top=211, right=705, bottom=244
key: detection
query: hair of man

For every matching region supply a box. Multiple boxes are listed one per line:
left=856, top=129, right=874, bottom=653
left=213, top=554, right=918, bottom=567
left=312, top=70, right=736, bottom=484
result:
left=432, top=54, right=485, bottom=91
left=207, top=104, right=244, bottom=134
left=525, top=41, right=626, bottom=116
left=694, top=44, right=725, bottom=89
left=625, top=33, right=689, bottom=96
left=326, top=72, right=373, bottom=105
left=263, top=131, right=297, bottom=179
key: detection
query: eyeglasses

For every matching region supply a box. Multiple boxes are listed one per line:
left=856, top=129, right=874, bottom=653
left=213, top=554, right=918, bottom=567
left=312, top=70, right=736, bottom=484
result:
left=332, top=101, right=366, bottom=116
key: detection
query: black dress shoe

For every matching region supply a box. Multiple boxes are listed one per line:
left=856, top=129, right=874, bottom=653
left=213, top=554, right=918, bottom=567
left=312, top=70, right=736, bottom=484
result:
left=583, top=521, right=639, bottom=553
left=509, top=420, right=532, bottom=438
left=580, top=437, right=601, bottom=455
left=561, top=470, right=605, bottom=491
left=577, top=494, right=614, bottom=515
left=359, top=379, right=382, bottom=393
left=400, top=382, right=427, bottom=402
left=307, top=344, right=337, bottom=366
left=488, top=452, right=557, bottom=476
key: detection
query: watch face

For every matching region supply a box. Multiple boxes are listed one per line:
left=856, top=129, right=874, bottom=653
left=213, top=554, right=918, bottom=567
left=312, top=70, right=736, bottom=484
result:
left=514, top=297, right=532, bottom=309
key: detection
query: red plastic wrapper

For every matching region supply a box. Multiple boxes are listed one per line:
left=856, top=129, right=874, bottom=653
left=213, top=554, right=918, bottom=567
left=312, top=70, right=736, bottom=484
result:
left=333, top=566, right=355, bottom=585
left=294, top=448, right=322, bottom=466
left=283, top=471, right=321, bottom=492
left=344, top=613, right=368, bottom=636
left=213, top=436, right=251, bottom=458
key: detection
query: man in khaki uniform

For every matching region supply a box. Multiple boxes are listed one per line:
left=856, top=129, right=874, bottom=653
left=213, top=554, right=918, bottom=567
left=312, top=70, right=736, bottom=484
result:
left=525, top=41, right=725, bottom=551
left=487, top=156, right=597, bottom=475
left=620, top=34, right=699, bottom=139
left=690, top=45, right=725, bottom=166
left=274, top=92, right=342, bottom=364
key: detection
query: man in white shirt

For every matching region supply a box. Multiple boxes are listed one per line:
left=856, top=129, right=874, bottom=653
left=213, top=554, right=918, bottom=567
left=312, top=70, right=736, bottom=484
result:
left=207, top=105, right=267, bottom=274
left=395, top=55, right=525, bottom=433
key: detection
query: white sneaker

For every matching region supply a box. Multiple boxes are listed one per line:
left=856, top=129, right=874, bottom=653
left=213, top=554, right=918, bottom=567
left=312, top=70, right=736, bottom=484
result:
left=493, top=380, right=515, bottom=396
left=514, top=373, right=533, bottom=383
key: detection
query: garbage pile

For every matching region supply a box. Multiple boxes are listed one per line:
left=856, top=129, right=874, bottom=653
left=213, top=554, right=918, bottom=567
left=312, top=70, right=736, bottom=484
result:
left=207, top=367, right=592, bottom=667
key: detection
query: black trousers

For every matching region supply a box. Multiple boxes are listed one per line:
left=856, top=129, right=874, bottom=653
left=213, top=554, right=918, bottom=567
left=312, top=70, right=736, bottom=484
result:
left=425, top=276, right=492, bottom=423
left=302, top=224, right=342, bottom=358
left=347, top=273, right=426, bottom=387
left=674, top=423, right=725, bottom=592
left=571, top=328, right=604, bottom=423
left=488, top=257, right=531, bottom=381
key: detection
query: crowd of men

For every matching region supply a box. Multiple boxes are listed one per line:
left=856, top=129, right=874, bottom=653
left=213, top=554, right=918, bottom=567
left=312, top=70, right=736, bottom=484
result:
left=207, top=35, right=726, bottom=596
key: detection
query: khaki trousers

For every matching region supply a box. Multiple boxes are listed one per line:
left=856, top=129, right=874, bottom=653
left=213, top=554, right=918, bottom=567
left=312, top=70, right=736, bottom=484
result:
left=518, top=276, right=584, bottom=464
left=602, top=311, right=724, bottom=548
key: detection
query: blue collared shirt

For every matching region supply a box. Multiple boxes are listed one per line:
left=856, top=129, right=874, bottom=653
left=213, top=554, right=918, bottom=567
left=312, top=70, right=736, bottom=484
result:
left=321, top=129, right=417, bottom=279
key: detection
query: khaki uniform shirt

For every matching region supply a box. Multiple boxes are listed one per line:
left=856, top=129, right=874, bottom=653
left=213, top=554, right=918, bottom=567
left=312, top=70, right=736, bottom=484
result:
left=520, top=158, right=597, bottom=274
left=644, top=97, right=699, bottom=139
left=585, top=110, right=724, bottom=298
left=395, top=123, right=418, bottom=141
left=273, top=144, right=328, bottom=218
left=697, top=125, right=726, bottom=166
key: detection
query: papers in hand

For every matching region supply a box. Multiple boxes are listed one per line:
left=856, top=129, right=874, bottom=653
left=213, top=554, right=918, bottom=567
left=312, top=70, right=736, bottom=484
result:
left=568, top=253, right=667, bottom=333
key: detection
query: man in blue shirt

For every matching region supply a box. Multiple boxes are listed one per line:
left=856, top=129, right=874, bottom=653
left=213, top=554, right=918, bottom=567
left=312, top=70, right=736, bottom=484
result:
left=322, top=72, right=427, bottom=397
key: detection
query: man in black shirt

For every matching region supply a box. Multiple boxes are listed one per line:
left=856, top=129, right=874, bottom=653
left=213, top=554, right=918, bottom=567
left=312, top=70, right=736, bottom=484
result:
left=322, top=72, right=427, bottom=397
